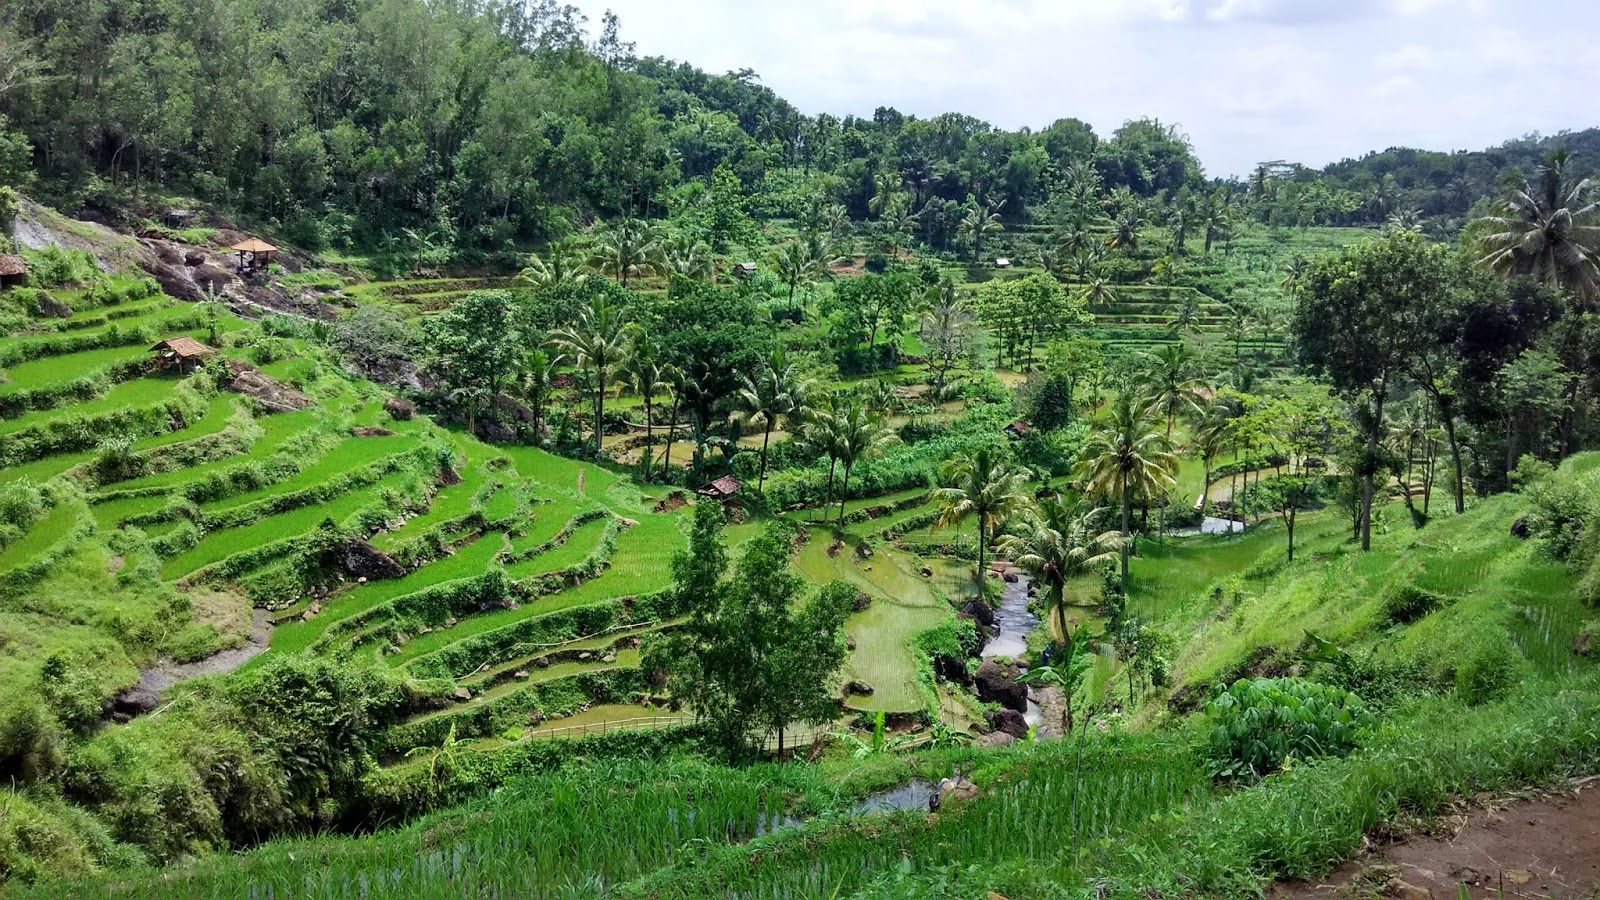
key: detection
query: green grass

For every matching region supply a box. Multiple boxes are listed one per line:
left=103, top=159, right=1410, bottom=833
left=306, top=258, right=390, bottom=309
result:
left=267, top=533, right=509, bottom=654
left=198, top=432, right=416, bottom=514
left=0, top=376, right=179, bottom=435
left=90, top=494, right=169, bottom=530
left=0, top=344, right=148, bottom=394
left=132, top=394, right=237, bottom=450
left=159, top=471, right=414, bottom=580
left=506, top=497, right=592, bottom=555
left=97, top=407, right=317, bottom=494
left=504, top=517, right=611, bottom=580
left=498, top=443, right=618, bottom=499
left=0, top=449, right=95, bottom=487
left=0, top=503, right=79, bottom=573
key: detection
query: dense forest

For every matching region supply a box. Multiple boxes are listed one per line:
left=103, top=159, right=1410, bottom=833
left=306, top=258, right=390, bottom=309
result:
left=1, top=0, right=1596, bottom=256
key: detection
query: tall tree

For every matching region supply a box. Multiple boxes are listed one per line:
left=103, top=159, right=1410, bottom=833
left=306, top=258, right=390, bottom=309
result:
left=934, top=444, right=1033, bottom=601
left=1294, top=232, right=1447, bottom=549
left=996, top=494, right=1122, bottom=648
left=920, top=280, right=978, bottom=401
left=1474, top=148, right=1600, bottom=308
left=730, top=349, right=812, bottom=493
left=622, top=332, right=671, bottom=476
left=1141, top=342, right=1206, bottom=438
left=649, top=508, right=853, bottom=761
left=547, top=295, right=635, bottom=457
left=829, top=398, right=895, bottom=528
left=521, top=349, right=562, bottom=447
left=959, top=201, right=1005, bottom=261
left=1074, top=392, right=1178, bottom=591
left=586, top=219, right=662, bottom=288
left=423, top=290, right=526, bottom=434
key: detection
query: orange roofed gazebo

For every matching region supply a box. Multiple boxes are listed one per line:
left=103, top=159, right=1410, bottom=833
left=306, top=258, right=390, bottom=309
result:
left=229, top=238, right=277, bottom=275
left=150, top=336, right=218, bottom=374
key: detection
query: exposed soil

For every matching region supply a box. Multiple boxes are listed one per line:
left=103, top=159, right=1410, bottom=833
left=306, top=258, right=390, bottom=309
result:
left=1272, top=779, right=1600, bottom=900
left=114, top=609, right=273, bottom=717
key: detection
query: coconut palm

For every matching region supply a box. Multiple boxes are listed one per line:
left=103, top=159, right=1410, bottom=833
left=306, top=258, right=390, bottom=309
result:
left=1080, top=276, right=1118, bottom=308
left=657, top=365, right=690, bottom=480
left=546, top=296, right=635, bottom=457
left=996, top=494, right=1122, bottom=647
left=934, top=444, right=1033, bottom=600
left=829, top=399, right=894, bottom=529
left=1474, top=148, right=1600, bottom=308
left=662, top=235, right=715, bottom=282
left=1074, top=392, right=1178, bottom=592
left=1200, top=189, right=1233, bottom=256
left=622, top=333, right=672, bottom=477
left=1142, top=343, right=1206, bottom=438
left=518, top=238, right=584, bottom=291
left=799, top=395, right=846, bottom=513
left=1107, top=205, right=1147, bottom=255
left=959, top=202, right=1005, bottom=261
left=585, top=218, right=661, bottom=288
left=1279, top=256, right=1309, bottom=295
left=1056, top=227, right=1094, bottom=262
left=772, top=238, right=825, bottom=312
left=521, top=348, right=563, bottom=447
left=1165, top=294, right=1203, bottom=338
left=1189, top=398, right=1235, bottom=519
left=729, top=349, right=812, bottom=493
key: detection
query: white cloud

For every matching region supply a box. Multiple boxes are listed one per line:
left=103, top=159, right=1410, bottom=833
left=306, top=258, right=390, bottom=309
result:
left=574, top=0, right=1596, bottom=177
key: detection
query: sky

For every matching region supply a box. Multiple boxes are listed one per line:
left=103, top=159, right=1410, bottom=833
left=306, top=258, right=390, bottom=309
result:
left=568, top=0, right=1599, bottom=178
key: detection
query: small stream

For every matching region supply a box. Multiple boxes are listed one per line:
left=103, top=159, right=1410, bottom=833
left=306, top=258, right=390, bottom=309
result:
left=980, top=575, right=1043, bottom=728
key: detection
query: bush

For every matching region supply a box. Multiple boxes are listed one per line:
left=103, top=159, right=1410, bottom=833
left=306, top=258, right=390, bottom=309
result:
left=1381, top=583, right=1448, bottom=625
left=1204, top=677, right=1375, bottom=781
left=1454, top=633, right=1524, bottom=706
left=1523, top=473, right=1599, bottom=561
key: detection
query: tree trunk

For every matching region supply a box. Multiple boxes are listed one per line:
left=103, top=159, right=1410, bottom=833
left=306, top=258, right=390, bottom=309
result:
left=1442, top=413, right=1465, bottom=515
left=1360, top=385, right=1387, bottom=552
left=975, top=519, right=987, bottom=603
left=642, top=396, right=654, bottom=479
left=1120, top=471, right=1131, bottom=592
left=1286, top=503, right=1296, bottom=562
left=837, top=464, right=852, bottom=529
left=823, top=457, right=837, bottom=515
left=757, top=420, right=772, bottom=493
left=1200, top=460, right=1212, bottom=518
left=659, top=395, right=681, bottom=481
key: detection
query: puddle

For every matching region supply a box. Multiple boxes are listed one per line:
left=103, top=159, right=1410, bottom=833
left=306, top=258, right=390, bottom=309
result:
left=850, top=779, right=935, bottom=814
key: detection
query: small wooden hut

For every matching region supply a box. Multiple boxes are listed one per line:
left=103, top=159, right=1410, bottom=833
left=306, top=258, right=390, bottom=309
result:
left=696, top=475, right=742, bottom=504
left=229, top=238, right=277, bottom=276
left=1003, top=420, right=1030, bottom=438
left=731, top=261, right=758, bottom=279
left=150, top=336, right=218, bottom=374
left=0, top=255, right=28, bottom=290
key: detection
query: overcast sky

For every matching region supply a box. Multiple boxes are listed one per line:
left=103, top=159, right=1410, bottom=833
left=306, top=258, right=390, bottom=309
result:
left=570, top=0, right=1598, bottom=178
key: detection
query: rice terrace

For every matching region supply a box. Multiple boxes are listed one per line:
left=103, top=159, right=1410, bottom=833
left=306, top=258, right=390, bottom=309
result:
left=0, top=2, right=1598, bottom=898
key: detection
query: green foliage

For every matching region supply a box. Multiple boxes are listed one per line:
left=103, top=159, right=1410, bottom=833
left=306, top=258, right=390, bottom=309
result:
left=1381, top=583, right=1448, bottom=625
left=1524, top=471, right=1599, bottom=561
left=1204, top=677, right=1375, bottom=781
left=1453, top=632, right=1525, bottom=705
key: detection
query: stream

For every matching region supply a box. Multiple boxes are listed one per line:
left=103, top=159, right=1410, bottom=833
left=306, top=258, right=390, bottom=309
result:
left=981, top=575, right=1043, bottom=728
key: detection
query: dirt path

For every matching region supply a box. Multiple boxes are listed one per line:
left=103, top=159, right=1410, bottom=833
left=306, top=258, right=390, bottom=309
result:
left=1272, top=779, right=1600, bottom=899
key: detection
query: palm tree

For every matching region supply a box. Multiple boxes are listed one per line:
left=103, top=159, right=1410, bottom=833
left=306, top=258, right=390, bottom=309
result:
left=868, top=170, right=898, bottom=218
left=934, top=445, right=1033, bottom=600
left=1165, top=295, right=1203, bottom=338
left=996, top=495, right=1122, bottom=647
left=1279, top=256, right=1309, bottom=295
left=729, top=349, right=812, bottom=493
left=1068, top=247, right=1103, bottom=284
left=1074, top=392, right=1178, bottom=592
left=518, top=238, right=585, bottom=291
left=521, top=348, right=562, bottom=447
left=1384, top=209, right=1424, bottom=233
left=622, top=333, right=671, bottom=477
left=1190, top=399, right=1235, bottom=519
left=1107, top=205, right=1147, bottom=255
left=546, top=297, right=635, bottom=457
left=1474, top=148, right=1600, bottom=308
left=1200, top=189, right=1233, bottom=257
left=657, top=365, right=689, bottom=480
left=772, top=239, right=825, bottom=312
left=586, top=218, right=662, bottom=288
left=1080, top=276, right=1118, bottom=309
left=662, top=235, right=715, bottom=282
left=1142, top=343, right=1206, bottom=438
left=831, top=399, right=894, bottom=529
left=799, top=395, right=846, bottom=514
left=1056, top=227, right=1094, bottom=262
left=959, top=202, right=1005, bottom=261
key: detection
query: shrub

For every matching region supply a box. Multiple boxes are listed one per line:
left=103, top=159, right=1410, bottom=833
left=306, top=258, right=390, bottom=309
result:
left=1523, top=473, right=1599, bottom=561
left=1204, top=677, right=1375, bottom=781
left=1454, top=633, right=1524, bottom=706
left=1381, top=583, right=1448, bottom=625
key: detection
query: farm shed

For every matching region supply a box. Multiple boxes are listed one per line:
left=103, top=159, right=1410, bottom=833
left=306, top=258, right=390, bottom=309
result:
left=697, top=475, right=742, bottom=503
left=229, top=238, right=277, bottom=275
left=0, top=255, right=28, bottom=289
left=150, top=336, right=217, bottom=374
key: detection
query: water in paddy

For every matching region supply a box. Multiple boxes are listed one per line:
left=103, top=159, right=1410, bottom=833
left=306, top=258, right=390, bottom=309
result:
left=981, top=575, right=1043, bottom=728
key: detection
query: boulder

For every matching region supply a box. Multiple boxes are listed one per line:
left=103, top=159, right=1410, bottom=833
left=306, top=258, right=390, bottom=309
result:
left=475, top=418, right=518, bottom=443
left=976, top=731, right=1016, bottom=749
left=453, top=686, right=471, bottom=701
left=224, top=359, right=313, bottom=413
left=934, top=653, right=971, bottom=686
left=528, top=710, right=543, bottom=726
left=974, top=659, right=1027, bottom=713
left=385, top=396, right=416, bottom=420
left=1576, top=631, right=1593, bottom=657
left=351, top=425, right=398, bottom=437
left=984, top=708, right=1029, bottom=738
left=846, top=681, right=874, bottom=696
left=534, top=656, right=551, bottom=668
left=183, top=250, right=208, bottom=267
left=36, top=293, right=73, bottom=318
left=845, top=636, right=857, bottom=651
left=1510, top=516, right=1530, bottom=539
left=852, top=592, right=873, bottom=611
left=919, top=566, right=934, bottom=578
left=344, top=538, right=405, bottom=581
left=960, top=599, right=996, bottom=630
left=192, top=264, right=233, bottom=293
left=513, top=670, right=530, bottom=681
left=929, top=777, right=980, bottom=812
left=143, top=260, right=206, bottom=302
